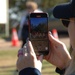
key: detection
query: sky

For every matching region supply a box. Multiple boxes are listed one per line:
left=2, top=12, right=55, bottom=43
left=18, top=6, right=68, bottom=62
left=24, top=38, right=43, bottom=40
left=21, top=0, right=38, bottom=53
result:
left=30, top=18, right=48, bottom=27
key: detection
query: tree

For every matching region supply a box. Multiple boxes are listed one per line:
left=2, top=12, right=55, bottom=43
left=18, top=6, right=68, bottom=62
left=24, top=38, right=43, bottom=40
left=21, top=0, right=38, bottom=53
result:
left=9, top=0, right=70, bottom=27
left=41, top=0, right=69, bottom=10
left=9, top=0, right=69, bottom=11
left=9, top=0, right=27, bottom=10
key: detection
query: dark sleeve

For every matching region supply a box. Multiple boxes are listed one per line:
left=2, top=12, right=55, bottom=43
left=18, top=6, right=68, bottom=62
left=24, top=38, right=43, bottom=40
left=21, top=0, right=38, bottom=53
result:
left=19, top=67, right=41, bottom=75
left=55, top=67, right=65, bottom=75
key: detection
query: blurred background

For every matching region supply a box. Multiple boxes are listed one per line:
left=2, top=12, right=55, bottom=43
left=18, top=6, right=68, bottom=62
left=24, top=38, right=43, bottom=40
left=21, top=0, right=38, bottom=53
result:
left=0, top=0, right=70, bottom=75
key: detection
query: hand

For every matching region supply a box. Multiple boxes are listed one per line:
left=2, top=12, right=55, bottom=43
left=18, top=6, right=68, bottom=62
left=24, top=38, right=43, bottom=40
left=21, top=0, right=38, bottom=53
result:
left=44, top=32, right=71, bottom=69
left=68, top=21, right=75, bottom=50
left=16, top=41, right=43, bottom=72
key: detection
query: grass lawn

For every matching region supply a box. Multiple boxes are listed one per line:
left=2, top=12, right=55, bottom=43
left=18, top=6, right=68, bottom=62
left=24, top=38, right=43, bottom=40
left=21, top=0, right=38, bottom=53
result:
left=0, top=49, right=58, bottom=75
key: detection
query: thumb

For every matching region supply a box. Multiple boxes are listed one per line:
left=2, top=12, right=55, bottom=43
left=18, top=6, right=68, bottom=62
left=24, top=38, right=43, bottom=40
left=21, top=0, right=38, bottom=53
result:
left=27, top=41, right=36, bottom=55
left=48, top=31, right=62, bottom=45
left=38, top=55, right=43, bottom=62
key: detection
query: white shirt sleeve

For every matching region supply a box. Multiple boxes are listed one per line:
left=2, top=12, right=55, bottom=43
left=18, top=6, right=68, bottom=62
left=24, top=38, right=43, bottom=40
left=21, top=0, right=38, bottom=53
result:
left=18, top=15, right=27, bottom=39
left=20, top=16, right=27, bottom=28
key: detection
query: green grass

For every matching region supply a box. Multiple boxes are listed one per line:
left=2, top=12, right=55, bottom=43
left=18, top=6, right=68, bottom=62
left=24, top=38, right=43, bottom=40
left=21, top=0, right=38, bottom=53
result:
left=0, top=50, right=58, bottom=75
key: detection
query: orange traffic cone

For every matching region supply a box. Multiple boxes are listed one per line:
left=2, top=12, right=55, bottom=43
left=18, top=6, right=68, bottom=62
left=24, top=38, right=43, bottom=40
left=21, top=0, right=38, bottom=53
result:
left=12, top=28, right=19, bottom=47
left=52, top=29, right=59, bottom=39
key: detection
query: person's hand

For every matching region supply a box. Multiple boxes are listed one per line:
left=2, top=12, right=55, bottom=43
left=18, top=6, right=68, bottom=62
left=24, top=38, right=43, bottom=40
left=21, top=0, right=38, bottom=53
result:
left=16, top=41, right=43, bottom=72
left=68, top=20, right=75, bottom=50
left=44, top=32, right=71, bottom=69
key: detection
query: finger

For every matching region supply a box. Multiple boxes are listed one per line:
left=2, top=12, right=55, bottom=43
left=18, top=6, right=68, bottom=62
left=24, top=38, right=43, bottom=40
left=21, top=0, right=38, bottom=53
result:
left=23, top=44, right=28, bottom=53
left=48, top=31, right=62, bottom=45
left=23, top=44, right=28, bottom=56
left=37, top=55, right=43, bottom=62
left=18, top=48, right=23, bottom=53
left=18, top=48, right=23, bottom=57
left=26, top=38, right=29, bottom=42
left=27, top=41, right=36, bottom=55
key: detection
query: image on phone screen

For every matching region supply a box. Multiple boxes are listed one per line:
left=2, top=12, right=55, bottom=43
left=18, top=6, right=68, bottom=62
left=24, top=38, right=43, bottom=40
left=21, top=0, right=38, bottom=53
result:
left=29, top=13, right=49, bottom=55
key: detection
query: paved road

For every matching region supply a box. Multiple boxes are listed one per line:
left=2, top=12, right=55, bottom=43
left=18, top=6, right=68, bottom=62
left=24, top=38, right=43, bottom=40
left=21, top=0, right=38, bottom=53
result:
left=0, top=37, right=70, bottom=50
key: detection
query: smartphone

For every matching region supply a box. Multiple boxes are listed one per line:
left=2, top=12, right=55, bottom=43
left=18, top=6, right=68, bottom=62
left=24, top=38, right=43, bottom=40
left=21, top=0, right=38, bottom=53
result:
left=29, top=13, right=49, bottom=55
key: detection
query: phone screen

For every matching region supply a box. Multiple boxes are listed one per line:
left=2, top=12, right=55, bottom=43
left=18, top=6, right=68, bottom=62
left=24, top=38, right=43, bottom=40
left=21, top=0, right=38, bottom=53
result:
left=29, top=13, right=49, bottom=55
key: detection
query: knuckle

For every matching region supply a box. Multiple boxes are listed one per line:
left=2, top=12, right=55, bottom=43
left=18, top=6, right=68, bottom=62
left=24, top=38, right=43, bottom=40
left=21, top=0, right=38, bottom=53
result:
left=60, top=42, right=65, bottom=47
left=62, top=43, right=66, bottom=47
left=18, top=48, right=23, bottom=52
left=29, top=53, right=36, bottom=59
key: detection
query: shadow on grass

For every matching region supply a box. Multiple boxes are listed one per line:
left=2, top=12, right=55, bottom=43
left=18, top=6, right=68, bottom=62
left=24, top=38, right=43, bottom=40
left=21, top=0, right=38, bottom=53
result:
left=0, top=65, right=18, bottom=75
left=0, top=65, right=15, bottom=69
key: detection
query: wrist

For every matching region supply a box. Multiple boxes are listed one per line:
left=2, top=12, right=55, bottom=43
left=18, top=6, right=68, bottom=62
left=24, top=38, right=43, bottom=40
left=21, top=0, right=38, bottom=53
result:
left=59, top=57, right=72, bottom=70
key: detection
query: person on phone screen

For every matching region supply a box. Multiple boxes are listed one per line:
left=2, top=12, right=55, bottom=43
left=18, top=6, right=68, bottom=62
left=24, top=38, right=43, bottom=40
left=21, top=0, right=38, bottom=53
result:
left=16, top=0, right=75, bottom=75
left=19, top=1, right=42, bottom=48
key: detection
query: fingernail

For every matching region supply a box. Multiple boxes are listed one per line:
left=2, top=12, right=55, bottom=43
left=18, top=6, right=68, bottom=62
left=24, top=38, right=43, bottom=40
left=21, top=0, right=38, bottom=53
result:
left=49, top=31, right=52, bottom=35
left=26, top=38, right=29, bottom=42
